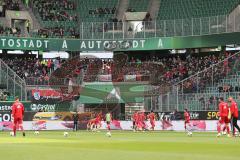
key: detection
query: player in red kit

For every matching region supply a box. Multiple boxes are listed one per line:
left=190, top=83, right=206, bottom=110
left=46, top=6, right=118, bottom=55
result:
left=132, top=111, right=138, bottom=131
left=147, top=110, right=156, bottom=131
left=228, top=97, right=240, bottom=136
left=11, top=97, right=25, bottom=137
left=184, top=109, right=192, bottom=136
left=87, top=118, right=96, bottom=131
left=217, top=97, right=231, bottom=137
left=136, top=111, right=145, bottom=131
left=217, top=97, right=226, bottom=136
left=94, top=112, right=102, bottom=131
left=140, top=112, right=146, bottom=131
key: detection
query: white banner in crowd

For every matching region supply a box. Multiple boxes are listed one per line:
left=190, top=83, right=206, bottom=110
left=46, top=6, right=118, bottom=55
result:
left=1, top=120, right=238, bottom=131
left=98, top=75, right=112, bottom=82
left=124, top=75, right=137, bottom=81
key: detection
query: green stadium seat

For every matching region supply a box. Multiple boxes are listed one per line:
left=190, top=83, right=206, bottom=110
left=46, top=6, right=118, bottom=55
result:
left=128, top=0, right=150, bottom=12
left=157, top=0, right=239, bottom=20
left=78, top=0, right=118, bottom=22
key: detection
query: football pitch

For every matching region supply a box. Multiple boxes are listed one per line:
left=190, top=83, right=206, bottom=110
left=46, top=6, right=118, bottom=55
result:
left=0, top=131, right=239, bottom=160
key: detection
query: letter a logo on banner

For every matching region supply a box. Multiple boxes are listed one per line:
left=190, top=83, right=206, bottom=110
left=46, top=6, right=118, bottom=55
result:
left=106, top=87, right=121, bottom=102
left=158, top=38, right=163, bottom=48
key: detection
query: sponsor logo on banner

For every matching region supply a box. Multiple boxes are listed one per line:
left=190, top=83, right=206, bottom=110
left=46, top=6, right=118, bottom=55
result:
left=31, top=89, right=61, bottom=101
left=98, top=75, right=112, bottom=82
left=124, top=75, right=136, bottom=81
left=30, top=104, right=56, bottom=112
left=190, top=120, right=206, bottom=131
left=32, top=120, right=47, bottom=130
left=0, top=105, right=12, bottom=111
left=33, top=91, right=41, bottom=100
left=152, top=111, right=240, bottom=120
left=0, top=121, right=13, bottom=130
left=206, top=111, right=219, bottom=120
left=0, top=102, right=32, bottom=111
left=161, top=119, right=173, bottom=130
left=0, top=112, right=13, bottom=121
left=111, top=120, right=122, bottom=130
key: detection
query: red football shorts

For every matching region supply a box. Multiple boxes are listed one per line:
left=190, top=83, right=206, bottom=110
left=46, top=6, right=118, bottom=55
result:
left=184, top=121, right=190, bottom=128
left=137, top=121, right=143, bottom=128
left=14, top=117, right=23, bottom=126
left=219, top=116, right=225, bottom=124
left=150, top=121, right=155, bottom=127
left=222, top=116, right=230, bottom=123
left=219, top=116, right=230, bottom=124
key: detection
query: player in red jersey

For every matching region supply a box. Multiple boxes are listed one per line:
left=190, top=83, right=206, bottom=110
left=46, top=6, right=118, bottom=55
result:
left=184, top=109, right=192, bottom=136
left=136, top=111, right=145, bottom=131
left=228, top=97, right=240, bottom=136
left=136, top=112, right=142, bottom=131
left=147, top=110, right=156, bottom=131
left=94, top=112, right=102, bottom=131
left=217, top=97, right=231, bottom=137
left=132, top=111, right=138, bottom=131
left=11, top=97, right=25, bottom=137
left=140, top=112, right=146, bottom=131
left=217, top=97, right=226, bottom=136
left=87, top=118, right=96, bottom=131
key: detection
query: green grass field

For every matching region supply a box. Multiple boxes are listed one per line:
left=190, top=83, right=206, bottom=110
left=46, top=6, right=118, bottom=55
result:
left=0, top=131, right=239, bottom=160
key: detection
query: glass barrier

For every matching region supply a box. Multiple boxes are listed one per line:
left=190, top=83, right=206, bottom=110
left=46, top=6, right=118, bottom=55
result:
left=0, top=60, right=27, bottom=101
left=1, top=12, right=240, bottom=40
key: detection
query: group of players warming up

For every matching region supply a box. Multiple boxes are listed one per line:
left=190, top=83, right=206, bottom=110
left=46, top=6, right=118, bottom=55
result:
left=217, top=97, right=240, bottom=137
left=86, top=110, right=156, bottom=133
left=87, top=112, right=112, bottom=136
left=183, top=96, right=240, bottom=137
left=132, top=110, right=156, bottom=131
left=9, top=96, right=240, bottom=138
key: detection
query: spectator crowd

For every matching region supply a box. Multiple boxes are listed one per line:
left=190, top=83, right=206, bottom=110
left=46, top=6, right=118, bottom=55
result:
left=0, top=24, right=21, bottom=36
left=89, top=7, right=116, bottom=16
left=1, top=51, right=238, bottom=94
left=3, top=57, right=63, bottom=85
left=37, top=26, right=79, bottom=38
left=0, top=0, right=20, bottom=17
left=32, top=0, right=77, bottom=22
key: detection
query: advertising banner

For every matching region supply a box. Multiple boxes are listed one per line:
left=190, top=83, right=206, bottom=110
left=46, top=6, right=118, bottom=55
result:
left=153, top=111, right=240, bottom=121
left=0, top=101, right=32, bottom=111
left=0, top=101, right=71, bottom=112
left=98, top=75, right=112, bottom=82
left=2, top=32, right=240, bottom=51
left=31, top=89, right=61, bottom=103
left=1, top=108, right=239, bottom=124
left=1, top=120, right=239, bottom=131
left=124, top=75, right=137, bottom=82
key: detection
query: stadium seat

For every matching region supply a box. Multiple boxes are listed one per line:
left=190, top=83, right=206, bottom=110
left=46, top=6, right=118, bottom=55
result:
left=157, top=0, right=239, bottom=20
left=78, top=0, right=118, bottom=22
left=128, top=0, right=150, bottom=12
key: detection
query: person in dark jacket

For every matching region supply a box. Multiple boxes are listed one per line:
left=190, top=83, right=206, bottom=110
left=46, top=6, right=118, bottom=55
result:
left=73, top=112, right=79, bottom=131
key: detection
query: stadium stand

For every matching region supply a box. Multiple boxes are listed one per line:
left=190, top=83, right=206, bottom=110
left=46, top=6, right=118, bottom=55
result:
left=155, top=0, right=240, bottom=37
left=1, top=51, right=232, bottom=87
left=29, top=0, right=120, bottom=39
left=127, top=0, right=150, bottom=12
left=0, top=24, right=21, bottom=36
left=31, top=0, right=78, bottom=38
left=2, top=57, right=64, bottom=87
left=77, top=0, right=118, bottom=22
left=1, top=0, right=20, bottom=12
left=175, top=52, right=240, bottom=111
left=157, top=0, right=239, bottom=20
left=1, top=0, right=239, bottom=39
